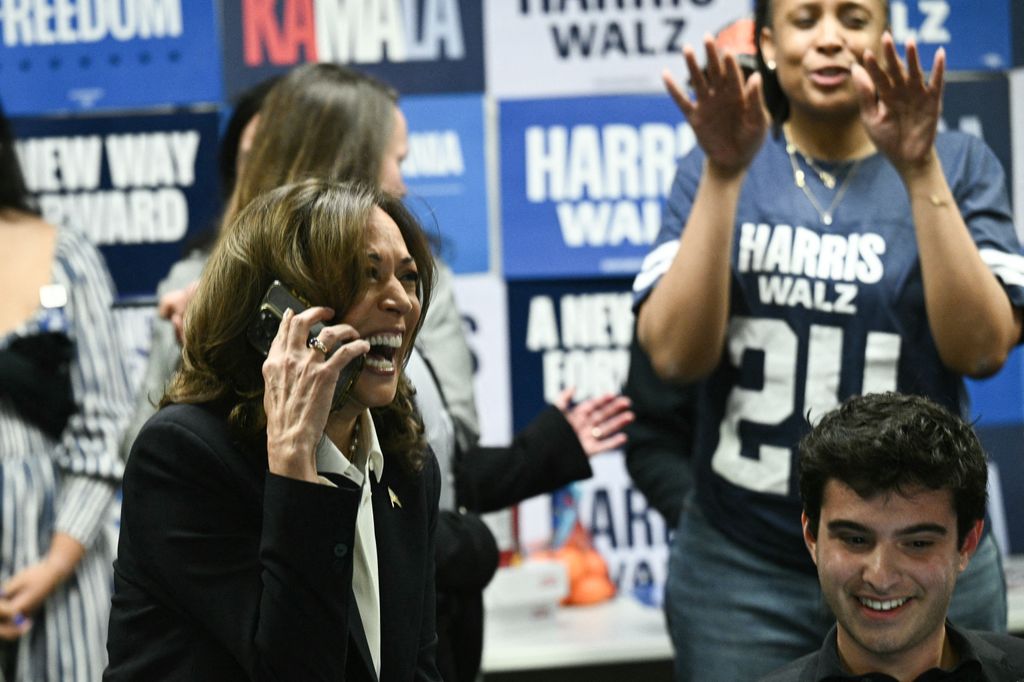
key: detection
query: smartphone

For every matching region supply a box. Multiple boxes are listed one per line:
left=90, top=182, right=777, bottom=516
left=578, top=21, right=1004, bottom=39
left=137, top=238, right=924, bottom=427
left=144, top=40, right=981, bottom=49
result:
left=247, top=280, right=364, bottom=406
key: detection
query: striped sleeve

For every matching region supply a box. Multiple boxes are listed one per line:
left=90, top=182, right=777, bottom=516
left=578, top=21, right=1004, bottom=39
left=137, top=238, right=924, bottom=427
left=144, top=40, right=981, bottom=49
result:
left=979, top=249, right=1024, bottom=290
left=952, top=133, right=1024, bottom=311
left=52, top=229, right=132, bottom=546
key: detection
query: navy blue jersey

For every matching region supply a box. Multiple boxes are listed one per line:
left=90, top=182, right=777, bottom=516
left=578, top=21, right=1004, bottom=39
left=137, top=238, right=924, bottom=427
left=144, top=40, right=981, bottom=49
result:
left=633, top=131, right=1024, bottom=572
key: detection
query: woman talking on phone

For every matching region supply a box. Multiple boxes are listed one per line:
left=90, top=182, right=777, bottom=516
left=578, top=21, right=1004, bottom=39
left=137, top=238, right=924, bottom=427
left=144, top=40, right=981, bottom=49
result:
left=104, top=180, right=441, bottom=681
left=632, top=0, right=1024, bottom=679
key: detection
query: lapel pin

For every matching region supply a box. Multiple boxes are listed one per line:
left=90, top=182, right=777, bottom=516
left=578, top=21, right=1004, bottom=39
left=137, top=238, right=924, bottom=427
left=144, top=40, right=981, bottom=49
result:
left=388, top=487, right=402, bottom=509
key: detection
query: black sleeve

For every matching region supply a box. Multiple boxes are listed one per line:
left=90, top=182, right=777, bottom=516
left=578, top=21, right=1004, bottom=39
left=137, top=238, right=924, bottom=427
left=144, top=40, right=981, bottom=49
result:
left=622, top=331, right=696, bottom=528
left=113, top=414, right=361, bottom=681
left=455, top=406, right=592, bottom=514
left=434, top=510, right=499, bottom=592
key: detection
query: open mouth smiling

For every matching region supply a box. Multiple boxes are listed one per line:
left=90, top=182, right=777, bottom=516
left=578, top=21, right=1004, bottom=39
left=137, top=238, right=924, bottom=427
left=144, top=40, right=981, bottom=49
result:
left=365, top=332, right=403, bottom=372
left=858, top=597, right=910, bottom=613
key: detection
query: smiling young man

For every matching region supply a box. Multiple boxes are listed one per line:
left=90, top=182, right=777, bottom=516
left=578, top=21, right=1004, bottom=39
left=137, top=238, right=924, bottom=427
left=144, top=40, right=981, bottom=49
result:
left=761, top=392, right=1024, bottom=681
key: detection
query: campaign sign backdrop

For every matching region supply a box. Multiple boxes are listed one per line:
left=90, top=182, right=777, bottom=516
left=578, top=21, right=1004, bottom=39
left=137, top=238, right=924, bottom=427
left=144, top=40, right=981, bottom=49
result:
left=940, top=77, right=1013, bottom=199
left=451, top=273, right=513, bottom=447
left=0, top=1, right=222, bottom=115
left=12, top=110, right=222, bottom=298
left=888, top=0, right=1013, bottom=72
left=451, top=272, right=515, bottom=553
left=218, top=0, right=483, bottom=101
left=485, top=0, right=746, bottom=99
left=403, top=94, right=489, bottom=274
left=507, top=278, right=635, bottom=428
left=507, top=277, right=668, bottom=594
left=500, top=95, right=695, bottom=280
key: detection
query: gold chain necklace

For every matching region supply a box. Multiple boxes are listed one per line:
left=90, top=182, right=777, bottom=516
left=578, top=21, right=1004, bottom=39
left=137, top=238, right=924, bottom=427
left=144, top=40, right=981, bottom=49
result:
left=783, top=130, right=861, bottom=226
left=791, top=144, right=837, bottom=188
left=349, top=418, right=361, bottom=459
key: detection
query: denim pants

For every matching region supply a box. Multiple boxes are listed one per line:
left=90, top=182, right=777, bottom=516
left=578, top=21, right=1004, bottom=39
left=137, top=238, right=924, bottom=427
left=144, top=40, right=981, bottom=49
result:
left=665, top=497, right=1006, bottom=682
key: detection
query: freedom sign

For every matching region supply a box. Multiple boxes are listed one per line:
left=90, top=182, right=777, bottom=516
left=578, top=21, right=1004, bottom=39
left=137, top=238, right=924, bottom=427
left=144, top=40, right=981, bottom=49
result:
left=0, top=1, right=222, bottom=114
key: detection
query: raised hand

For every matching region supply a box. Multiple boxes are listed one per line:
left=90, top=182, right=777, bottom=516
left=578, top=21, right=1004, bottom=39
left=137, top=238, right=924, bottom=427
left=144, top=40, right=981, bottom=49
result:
left=853, top=33, right=944, bottom=175
left=555, top=387, right=634, bottom=457
left=262, top=307, right=369, bottom=482
left=663, top=35, right=767, bottom=177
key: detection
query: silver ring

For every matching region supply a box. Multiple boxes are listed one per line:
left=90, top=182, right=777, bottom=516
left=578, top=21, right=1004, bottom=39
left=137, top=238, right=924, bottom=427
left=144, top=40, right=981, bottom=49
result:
left=307, top=336, right=329, bottom=356
left=591, top=426, right=603, bottom=440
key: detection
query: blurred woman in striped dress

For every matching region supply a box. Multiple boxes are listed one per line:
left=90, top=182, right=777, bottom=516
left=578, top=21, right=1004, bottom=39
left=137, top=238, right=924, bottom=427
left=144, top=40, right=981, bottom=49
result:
left=0, top=104, right=131, bottom=681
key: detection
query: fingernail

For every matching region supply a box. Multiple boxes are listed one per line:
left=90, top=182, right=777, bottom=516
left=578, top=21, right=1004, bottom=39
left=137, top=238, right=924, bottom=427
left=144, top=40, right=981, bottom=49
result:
left=13, top=613, right=25, bottom=626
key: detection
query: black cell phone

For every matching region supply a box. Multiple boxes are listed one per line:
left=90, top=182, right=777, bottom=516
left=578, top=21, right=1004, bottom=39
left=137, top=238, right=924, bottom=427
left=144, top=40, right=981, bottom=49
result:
left=247, top=280, right=363, bottom=406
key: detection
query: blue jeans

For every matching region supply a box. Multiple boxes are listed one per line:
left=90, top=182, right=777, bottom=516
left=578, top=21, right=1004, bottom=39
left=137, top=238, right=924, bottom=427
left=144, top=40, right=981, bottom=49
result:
left=665, top=498, right=1006, bottom=682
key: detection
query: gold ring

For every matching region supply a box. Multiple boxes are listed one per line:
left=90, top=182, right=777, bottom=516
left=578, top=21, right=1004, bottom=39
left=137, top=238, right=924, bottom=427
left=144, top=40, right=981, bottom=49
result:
left=308, top=337, right=329, bottom=356
left=591, top=426, right=603, bottom=440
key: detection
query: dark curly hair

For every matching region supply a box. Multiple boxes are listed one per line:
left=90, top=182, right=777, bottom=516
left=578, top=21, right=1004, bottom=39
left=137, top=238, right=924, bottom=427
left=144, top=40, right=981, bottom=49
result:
left=799, top=392, right=987, bottom=549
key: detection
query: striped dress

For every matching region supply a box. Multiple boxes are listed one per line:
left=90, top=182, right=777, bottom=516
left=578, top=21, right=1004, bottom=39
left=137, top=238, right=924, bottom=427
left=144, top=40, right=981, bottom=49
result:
left=0, top=227, right=131, bottom=681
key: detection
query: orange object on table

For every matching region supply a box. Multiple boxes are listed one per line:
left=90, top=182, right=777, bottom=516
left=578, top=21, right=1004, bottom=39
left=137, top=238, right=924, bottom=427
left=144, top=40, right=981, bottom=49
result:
left=535, top=520, right=615, bottom=607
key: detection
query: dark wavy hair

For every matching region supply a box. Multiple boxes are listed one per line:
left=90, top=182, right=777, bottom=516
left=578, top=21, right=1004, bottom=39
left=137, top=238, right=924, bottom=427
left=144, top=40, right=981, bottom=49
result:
left=799, top=392, right=988, bottom=549
left=0, top=102, right=38, bottom=215
left=754, top=0, right=891, bottom=128
left=164, top=180, right=435, bottom=474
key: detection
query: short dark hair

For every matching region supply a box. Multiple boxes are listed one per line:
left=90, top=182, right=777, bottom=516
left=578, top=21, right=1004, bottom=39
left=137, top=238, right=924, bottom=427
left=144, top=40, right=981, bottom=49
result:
left=799, top=392, right=988, bottom=548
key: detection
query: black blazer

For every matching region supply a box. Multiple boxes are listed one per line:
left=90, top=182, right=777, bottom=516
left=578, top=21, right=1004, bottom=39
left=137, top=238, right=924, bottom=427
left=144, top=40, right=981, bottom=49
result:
left=105, top=402, right=442, bottom=682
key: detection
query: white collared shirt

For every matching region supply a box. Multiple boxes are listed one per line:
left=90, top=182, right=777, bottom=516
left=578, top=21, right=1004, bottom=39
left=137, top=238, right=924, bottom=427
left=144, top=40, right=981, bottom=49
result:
left=315, top=411, right=383, bottom=676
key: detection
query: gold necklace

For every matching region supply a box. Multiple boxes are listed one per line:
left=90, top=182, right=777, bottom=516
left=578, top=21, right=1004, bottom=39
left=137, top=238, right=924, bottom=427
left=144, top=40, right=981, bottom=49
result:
left=349, top=418, right=361, bottom=459
left=793, top=145, right=837, bottom=188
left=783, top=130, right=861, bottom=226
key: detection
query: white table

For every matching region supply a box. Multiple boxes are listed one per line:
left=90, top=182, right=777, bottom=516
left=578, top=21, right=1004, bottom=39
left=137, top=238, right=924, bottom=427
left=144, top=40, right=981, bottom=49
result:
left=482, top=596, right=671, bottom=673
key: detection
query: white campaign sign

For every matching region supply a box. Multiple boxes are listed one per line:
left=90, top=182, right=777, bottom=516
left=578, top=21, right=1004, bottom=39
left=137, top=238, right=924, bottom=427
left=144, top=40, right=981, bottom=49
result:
left=452, top=273, right=516, bottom=552
left=485, top=0, right=747, bottom=98
left=452, top=273, right=512, bottom=446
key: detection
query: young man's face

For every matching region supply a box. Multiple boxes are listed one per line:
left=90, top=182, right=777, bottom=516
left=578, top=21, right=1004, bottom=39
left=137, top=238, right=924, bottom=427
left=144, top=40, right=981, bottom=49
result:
left=802, top=480, right=982, bottom=676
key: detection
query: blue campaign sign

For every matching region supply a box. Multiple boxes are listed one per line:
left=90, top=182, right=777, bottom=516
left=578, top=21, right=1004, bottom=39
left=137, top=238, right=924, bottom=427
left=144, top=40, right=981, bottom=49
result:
left=218, top=0, right=483, bottom=102
left=500, top=95, right=693, bottom=281
left=507, top=278, right=634, bottom=433
left=941, top=77, right=1013, bottom=195
left=0, top=1, right=222, bottom=115
left=891, top=0, right=1013, bottom=71
left=402, top=93, right=488, bottom=274
left=11, top=110, right=222, bottom=299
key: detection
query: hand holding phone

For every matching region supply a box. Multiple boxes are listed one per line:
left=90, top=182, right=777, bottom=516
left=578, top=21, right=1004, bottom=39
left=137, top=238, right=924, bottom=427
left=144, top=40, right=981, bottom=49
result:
left=248, top=280, right=364, bottom=406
